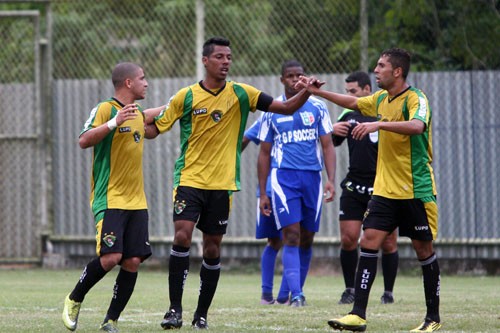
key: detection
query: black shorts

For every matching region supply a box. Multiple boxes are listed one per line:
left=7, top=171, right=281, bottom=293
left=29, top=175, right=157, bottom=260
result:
left=173, top=186, right=231, bottom=235
left=96, top=209, right=152, bottom=261
left=339, top=189, right=371, bottom=221
left=363, top=195, right=438, bottom=241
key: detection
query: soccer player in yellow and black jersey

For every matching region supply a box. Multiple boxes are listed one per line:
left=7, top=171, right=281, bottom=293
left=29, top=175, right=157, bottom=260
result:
left=145, top=36, right=321, bottom=330
left=334, top=71, right=399, bottom=306
left=62, top=62, right=164, bottom=333
left=298, top=48, right=441, bottom=332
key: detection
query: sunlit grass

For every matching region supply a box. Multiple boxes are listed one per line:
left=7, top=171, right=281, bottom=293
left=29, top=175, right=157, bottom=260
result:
left=0, top=269, right=498, bottom=332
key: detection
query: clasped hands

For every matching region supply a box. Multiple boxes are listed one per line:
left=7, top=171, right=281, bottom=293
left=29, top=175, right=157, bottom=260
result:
left=295, top=75, right=324, bottom=93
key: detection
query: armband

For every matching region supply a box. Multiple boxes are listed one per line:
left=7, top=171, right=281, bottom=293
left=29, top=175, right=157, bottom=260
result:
left=107, top=117, right=117, bottom=130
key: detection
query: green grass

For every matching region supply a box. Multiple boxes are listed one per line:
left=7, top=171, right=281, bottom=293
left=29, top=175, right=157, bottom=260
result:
left=0, top=269, right=498, bottom=332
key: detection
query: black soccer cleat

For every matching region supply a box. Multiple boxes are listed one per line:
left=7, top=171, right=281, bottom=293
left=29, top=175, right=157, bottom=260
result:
left=192, top=316, right=208, bottom=329
left=160, top=309, right=183, bottom=330
left=380, top=291, right=394, bottom=304
left=338, top=288, right=355, bottom=305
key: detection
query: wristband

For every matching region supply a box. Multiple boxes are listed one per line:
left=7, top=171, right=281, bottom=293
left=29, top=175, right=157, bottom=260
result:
left=107, top=117, right=117, bottom=130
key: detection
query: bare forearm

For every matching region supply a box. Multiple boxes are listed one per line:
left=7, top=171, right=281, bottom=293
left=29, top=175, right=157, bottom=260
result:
left=322, top=140, right=336, bottom=183
left=268, top=89, right=311, bottom=115
left=143, top=105, right=165, bottom=124
left=314, top=90, right=358, bottom=111
left=257, top=151, right=270, bottom=195
left=79, top=125, right=112, bottom=149
left=241, top=137, right=250, bottom=151
left=378, top=119, right=424, bottom=135
left=144, top=123, right=160, bottom=139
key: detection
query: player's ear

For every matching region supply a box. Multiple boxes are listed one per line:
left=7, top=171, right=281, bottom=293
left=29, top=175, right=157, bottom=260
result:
left=393, top=67, right=403, bottom=78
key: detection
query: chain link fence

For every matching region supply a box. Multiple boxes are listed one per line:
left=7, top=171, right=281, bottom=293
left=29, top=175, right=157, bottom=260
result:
left=0, top=10, right=43, bottom=261
left=50, top=0, right=362, bottom=79
left=1, top=0, right=499, bottom=266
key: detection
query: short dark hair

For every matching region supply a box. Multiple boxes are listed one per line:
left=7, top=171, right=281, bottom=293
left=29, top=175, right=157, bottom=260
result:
left=202, top=36, right=230, bottom=57
left=111, top=62, right=141, bottom=88
left=381, top=48, right=411, bottom=78
left=345, top=71, right=371, bottom=90
left=281, top=59, right=304, bottom=76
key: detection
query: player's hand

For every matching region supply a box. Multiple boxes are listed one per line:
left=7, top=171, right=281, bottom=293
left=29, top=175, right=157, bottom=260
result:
left=323, top=181, right=335, bottom=203
left=351, top=122, right=379, bottom=140
left=259, top=194, right=272, bottom=217
left=333, top=122, right=351, bottom=137
left=116, top=104, right=139, bottom=126
left=295, top=75, right=324, bottom=93
left=309, top=76, right=325, bottom=88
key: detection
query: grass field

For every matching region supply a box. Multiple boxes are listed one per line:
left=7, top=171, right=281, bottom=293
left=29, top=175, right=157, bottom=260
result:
left=0, top=269, right=498, bottom=332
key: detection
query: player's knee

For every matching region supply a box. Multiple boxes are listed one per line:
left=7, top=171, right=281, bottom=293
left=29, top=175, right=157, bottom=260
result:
left=121, top=257, right=141, bottom=272
left=174, top=230, right=192, bottom=247
left=268, top=238, right=282, bottom=250
left=283, top=233, right=300, bottom=246
left=381, top=238, right=398, bottom=253
left=203, top=244, right=221, bottom=258
left=340, top=233, right=358, bottom=249
left=412, top=240, right=434, bottom=260
left=100, top=253, right=122, bottom=270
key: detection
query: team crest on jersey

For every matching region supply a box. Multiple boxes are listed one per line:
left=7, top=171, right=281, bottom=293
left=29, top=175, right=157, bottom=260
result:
left=102, top=233, right=116, bottom=248
left=133, top=131, right=141, bottom=143
left=210, top=110, right=223, bottom=123
left=300, top=112, right=315, bottom=126
left=174, top=200, right=187, bottom=214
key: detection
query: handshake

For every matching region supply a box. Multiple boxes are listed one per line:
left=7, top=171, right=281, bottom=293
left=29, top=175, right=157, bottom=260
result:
left=294, top=75, right=325, bottom=93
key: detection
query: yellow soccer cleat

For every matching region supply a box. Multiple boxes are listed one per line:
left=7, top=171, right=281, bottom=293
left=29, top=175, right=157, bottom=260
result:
left=62, top=294, right=81, bottom=331
left=410, top=320, right=442, bottom=332
left=328, top=314, right=367, bottom=332
left=100, top=317, right=119, bottom=332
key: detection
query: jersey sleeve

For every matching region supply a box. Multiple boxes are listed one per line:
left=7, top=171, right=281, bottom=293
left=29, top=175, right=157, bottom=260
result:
left=244, top=115, right=263, bottom=145
left=356, top=93, right=379, bottom=118
left=317, top=100, right=333, bottom=136
left=237, top=82, right=263, bottom=112
left=154, top=88, right=188, bottom=134
left=257, top=112, right=274, bottom=143
left=332, top=108, right=353, bottom=146
left=337, top=108, right=354, bottom=122
left=80, top=101, right=112, bottom=136
left=408, top=90, right=431, bottom=126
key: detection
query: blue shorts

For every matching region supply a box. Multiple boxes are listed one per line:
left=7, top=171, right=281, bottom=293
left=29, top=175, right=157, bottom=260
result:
left=255, top=197, right=281, bottom=239
left=270, top=168, right=323, bottom=232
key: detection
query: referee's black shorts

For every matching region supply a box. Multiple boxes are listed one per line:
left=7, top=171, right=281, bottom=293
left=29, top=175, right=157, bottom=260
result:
left=339, top=189, right=371, bottom=221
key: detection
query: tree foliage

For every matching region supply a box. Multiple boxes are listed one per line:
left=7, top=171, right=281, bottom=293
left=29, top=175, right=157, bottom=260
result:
left=365, top=0, right=500, bottom=71
left=0, top=0, right=498, bottom=82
